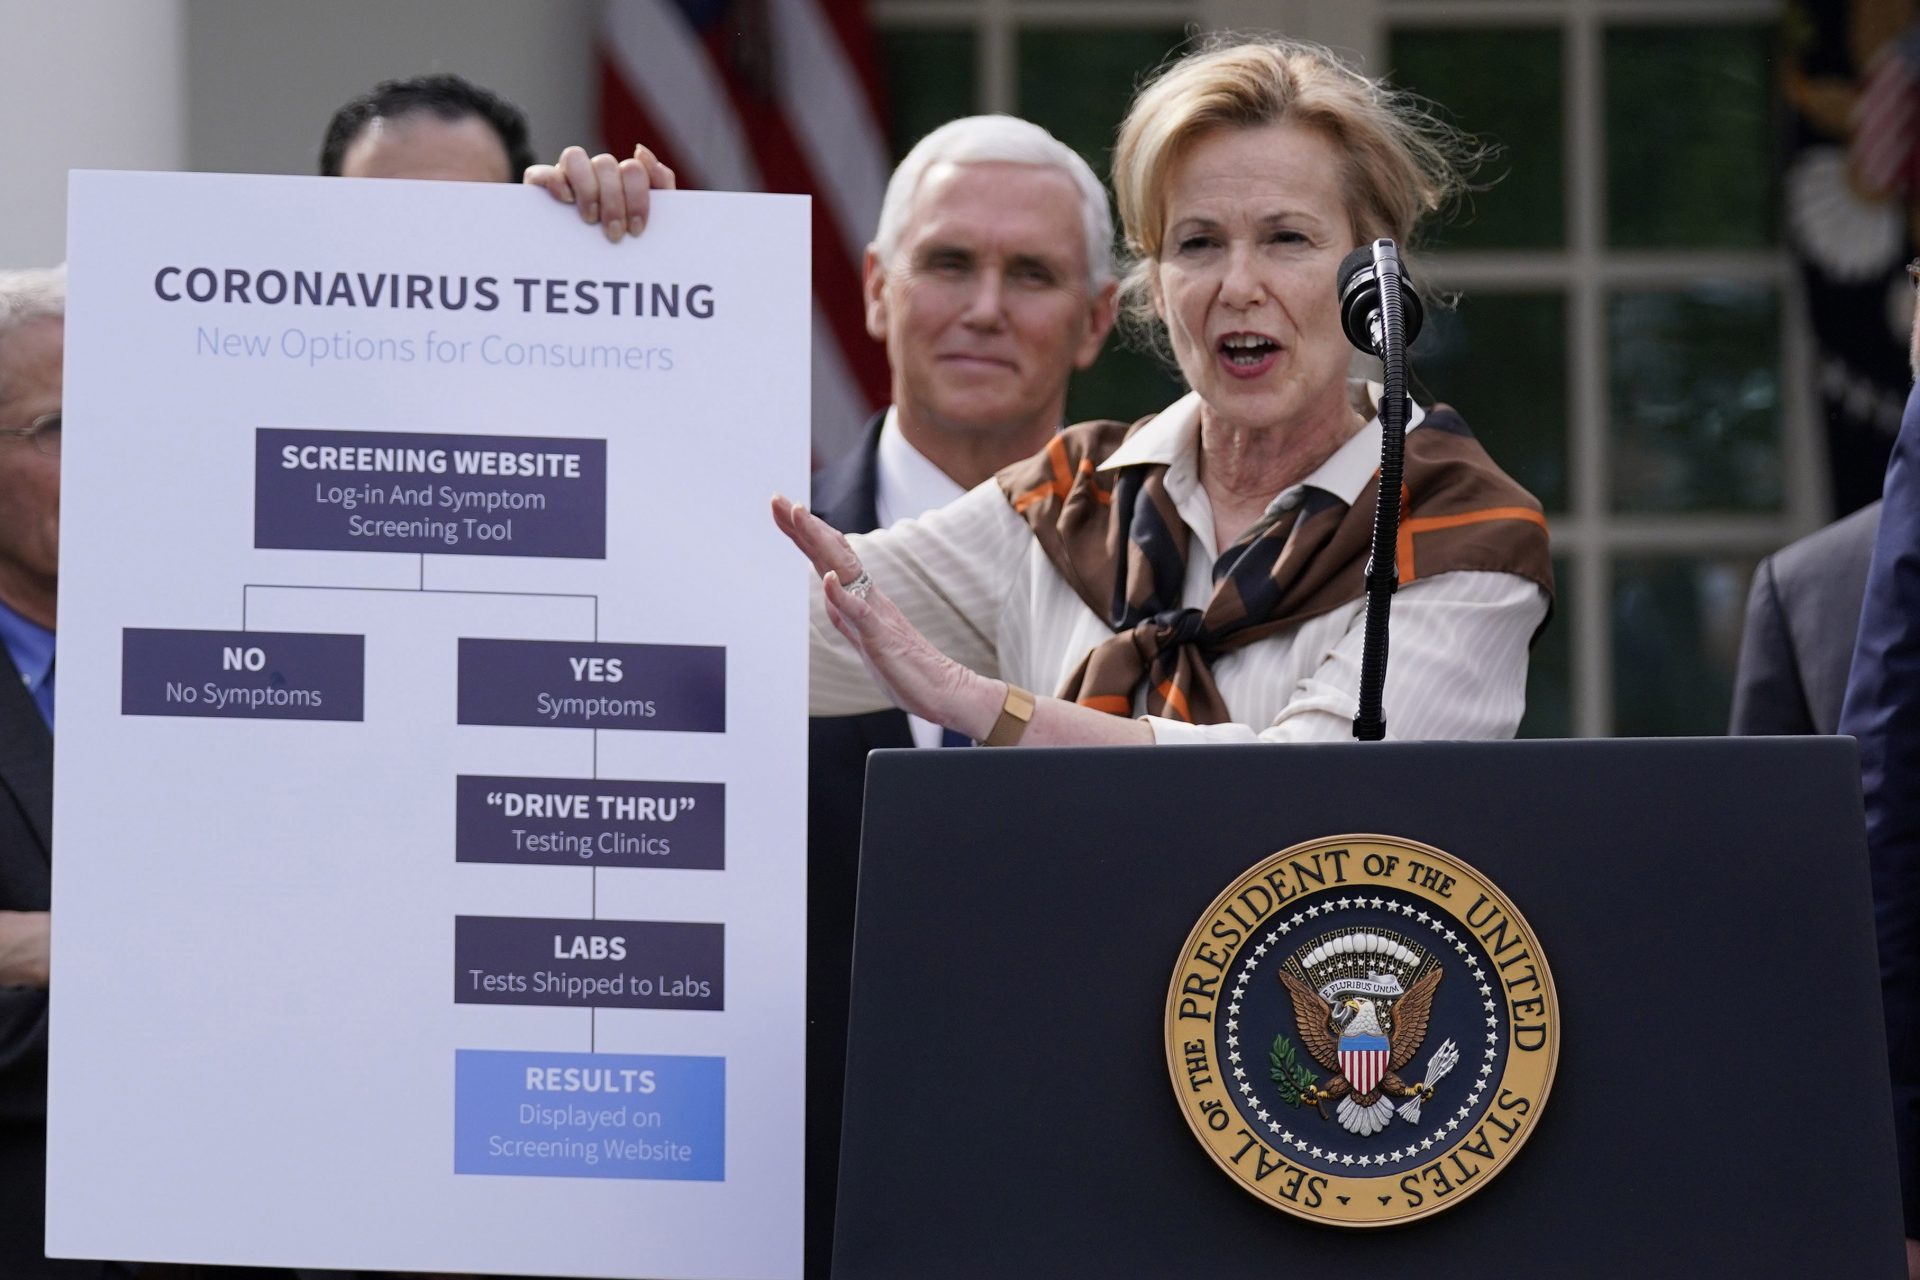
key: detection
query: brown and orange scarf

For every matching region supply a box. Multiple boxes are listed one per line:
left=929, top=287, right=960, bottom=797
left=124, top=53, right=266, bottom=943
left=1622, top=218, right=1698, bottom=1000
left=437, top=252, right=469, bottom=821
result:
left=995, top=404, right=1554, bottom=725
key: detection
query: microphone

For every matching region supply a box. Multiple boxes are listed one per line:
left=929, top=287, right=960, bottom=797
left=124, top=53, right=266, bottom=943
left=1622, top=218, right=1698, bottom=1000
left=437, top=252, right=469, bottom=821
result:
left=1337, top=241, right=1424, bottom=355
left=1336, top=240, right=1422, bottom=743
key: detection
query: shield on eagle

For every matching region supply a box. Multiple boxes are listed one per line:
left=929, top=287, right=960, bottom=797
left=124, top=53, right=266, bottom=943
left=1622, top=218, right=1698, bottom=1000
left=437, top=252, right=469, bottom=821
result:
left=1338, top=1033, right=1390, bottom=1095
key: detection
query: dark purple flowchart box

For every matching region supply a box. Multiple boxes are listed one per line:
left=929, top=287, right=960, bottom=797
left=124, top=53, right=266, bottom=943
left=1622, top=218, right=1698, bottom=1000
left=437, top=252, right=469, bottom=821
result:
left=122, top=628, right=364, bottom=721
left=255, top=428, right=606, bottom=558
left=456, top=777, right=725, bottom=869
left=457, top=640, right=725, bottom=732
left=455, top=916, right=723, bottom=1010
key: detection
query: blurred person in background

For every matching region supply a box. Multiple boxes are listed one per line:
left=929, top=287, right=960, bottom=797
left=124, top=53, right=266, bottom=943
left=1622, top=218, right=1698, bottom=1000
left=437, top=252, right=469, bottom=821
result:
left=0, top=266, right=95, bottom=1279
left=1841, top=251, right=1920, bottom=1280
left=321, top=73, right=535, bottom=184
left=1729, top=500, right=1880, bottom=735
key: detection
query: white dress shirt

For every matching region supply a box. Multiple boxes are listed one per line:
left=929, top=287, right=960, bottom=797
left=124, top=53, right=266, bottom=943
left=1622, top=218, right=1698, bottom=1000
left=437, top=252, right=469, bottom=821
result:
left=812, top=390, right=1550, bottom=744
left=871, top=407, right=966, bottom=749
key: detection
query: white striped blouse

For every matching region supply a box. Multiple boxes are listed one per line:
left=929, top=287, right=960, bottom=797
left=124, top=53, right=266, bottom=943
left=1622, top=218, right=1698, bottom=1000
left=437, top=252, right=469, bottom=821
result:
left=808, top=391, right=1551, bottom=744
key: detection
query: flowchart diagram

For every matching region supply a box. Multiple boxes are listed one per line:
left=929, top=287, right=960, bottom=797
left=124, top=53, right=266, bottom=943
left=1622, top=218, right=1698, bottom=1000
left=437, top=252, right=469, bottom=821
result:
left=52, top=171, right=808, bottom=1279
left=115, top=426, right=736, bottom=1183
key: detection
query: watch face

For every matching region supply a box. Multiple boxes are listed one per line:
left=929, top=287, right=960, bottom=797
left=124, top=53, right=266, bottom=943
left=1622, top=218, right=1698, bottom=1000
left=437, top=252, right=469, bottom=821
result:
left=985, top=684, right=1036, bottom=746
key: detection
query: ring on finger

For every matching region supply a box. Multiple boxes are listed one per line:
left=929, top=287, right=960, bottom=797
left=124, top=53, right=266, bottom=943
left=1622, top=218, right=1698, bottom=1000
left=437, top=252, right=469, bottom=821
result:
left=844, top=569, right=873, bottom=600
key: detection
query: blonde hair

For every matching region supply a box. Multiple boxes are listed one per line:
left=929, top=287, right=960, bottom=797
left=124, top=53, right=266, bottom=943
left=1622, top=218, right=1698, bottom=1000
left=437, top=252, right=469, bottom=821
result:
left=1112, top=37, right=1476, bottom=339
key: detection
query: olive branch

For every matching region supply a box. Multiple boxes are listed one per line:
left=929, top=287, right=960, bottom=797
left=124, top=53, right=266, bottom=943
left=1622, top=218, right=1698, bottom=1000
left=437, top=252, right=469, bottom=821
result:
left=1269, top=1033, right=1320, bottom=1107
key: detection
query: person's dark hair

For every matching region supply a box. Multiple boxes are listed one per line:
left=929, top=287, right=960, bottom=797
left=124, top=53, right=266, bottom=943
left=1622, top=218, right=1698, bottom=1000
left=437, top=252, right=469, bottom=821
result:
left=319, top=73, right=534, bottom=180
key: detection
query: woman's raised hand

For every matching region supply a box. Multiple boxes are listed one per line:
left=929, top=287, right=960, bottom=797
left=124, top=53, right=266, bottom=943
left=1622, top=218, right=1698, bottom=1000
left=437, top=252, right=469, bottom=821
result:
left=772, top=496, right=1003, bottom=741
left=522, top=144, right=676, bottom=243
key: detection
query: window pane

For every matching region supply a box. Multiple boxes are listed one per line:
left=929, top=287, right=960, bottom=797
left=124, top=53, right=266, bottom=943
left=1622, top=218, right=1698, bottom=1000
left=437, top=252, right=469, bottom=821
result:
left=1016, top=27, right=1184, bottom=178
left=879, top=28, right=976, bottom=162
left=1605, top=25, right=1778, bottom=248
left=1612, top=555, right=1756, bottom=735
left=1388, top=26, right=1564, bottom=250
left=1017, top=26, right=1187, bottom=425
left=1520, top=556, right=1571, bottom=738
left=1608, top=285, right=1783, bottom=513
left=1066, top=339, right=1185, bottom=426
left=1412, top=290, right=1569, bottom=511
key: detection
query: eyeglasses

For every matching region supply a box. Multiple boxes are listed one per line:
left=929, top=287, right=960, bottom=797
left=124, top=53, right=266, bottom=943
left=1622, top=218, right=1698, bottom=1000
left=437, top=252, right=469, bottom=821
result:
left=1909, top=258, right=1920, bottom=287
left=0, top=411, right=58, bottom=457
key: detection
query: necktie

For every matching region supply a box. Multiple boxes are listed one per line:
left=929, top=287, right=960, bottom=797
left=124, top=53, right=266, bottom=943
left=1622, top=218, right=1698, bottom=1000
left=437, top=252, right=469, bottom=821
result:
left=32, top=653, right=53, bottom=730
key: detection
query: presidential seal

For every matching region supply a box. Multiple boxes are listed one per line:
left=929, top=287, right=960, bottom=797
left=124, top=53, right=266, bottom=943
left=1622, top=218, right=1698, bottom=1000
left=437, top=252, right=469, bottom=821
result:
left=1165, top=834, right=1557, bottom=1227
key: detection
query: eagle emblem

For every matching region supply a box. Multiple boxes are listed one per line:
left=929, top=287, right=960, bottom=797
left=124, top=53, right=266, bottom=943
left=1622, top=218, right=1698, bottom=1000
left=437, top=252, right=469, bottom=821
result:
left=1166, top=835, right=1560, bottom=1226
left=1274, top=928, right=1459, bottom=1136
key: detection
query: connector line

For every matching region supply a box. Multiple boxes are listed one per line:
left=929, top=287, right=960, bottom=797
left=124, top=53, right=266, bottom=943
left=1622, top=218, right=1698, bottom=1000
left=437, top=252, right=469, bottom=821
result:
left=240, top=569, right=613, bottom=1056
left=589, top=868, right=599, bottom=1052
left=245, top=581, right=599, bottom=606
left=242, top=580, right=602, bottom=638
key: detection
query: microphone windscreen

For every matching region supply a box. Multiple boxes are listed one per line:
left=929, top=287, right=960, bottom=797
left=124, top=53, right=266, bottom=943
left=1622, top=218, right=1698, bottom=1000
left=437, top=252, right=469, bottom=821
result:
left=1336, top=245, right=1375, bottom=295
left=1335, top=242, right=1424, bottom=352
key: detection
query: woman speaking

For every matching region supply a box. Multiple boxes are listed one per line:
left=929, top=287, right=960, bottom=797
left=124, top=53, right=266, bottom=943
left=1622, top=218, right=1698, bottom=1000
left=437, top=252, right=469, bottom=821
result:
left=540, top=37, right=1553, bottom=746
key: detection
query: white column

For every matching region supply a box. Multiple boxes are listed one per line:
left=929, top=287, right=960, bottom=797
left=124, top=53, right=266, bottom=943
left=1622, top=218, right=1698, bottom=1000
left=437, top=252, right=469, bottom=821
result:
left=0, top=0, right=188, bottom=268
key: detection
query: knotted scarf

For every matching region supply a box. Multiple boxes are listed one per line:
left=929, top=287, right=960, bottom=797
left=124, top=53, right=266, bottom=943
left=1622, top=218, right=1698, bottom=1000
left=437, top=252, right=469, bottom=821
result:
left=994, top=403, right=1554, bottom=724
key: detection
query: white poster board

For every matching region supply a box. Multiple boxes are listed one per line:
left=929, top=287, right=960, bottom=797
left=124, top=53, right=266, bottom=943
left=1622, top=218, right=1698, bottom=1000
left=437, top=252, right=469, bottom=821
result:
left=47, top=171, right=810, bottom=1279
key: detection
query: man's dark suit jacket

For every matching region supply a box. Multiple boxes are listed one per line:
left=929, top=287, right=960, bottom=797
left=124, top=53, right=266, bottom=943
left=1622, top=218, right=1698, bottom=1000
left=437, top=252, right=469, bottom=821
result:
left=805, top=415, right=911, bottom=1279
left=0, top=646, right=98, bottom=1278
left=1729, top=501, right=1881, bottom=735
left=1843, top=382, right=1920, bottom=1241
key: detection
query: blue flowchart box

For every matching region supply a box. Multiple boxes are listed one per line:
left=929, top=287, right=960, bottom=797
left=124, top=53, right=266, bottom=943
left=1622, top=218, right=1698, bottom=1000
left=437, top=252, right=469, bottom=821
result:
left=454, top=1049, right=724, bottom=1181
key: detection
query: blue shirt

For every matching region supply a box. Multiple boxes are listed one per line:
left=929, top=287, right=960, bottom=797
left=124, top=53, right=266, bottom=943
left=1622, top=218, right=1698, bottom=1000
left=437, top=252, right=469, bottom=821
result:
left=0, top=596, right=53, bottom=730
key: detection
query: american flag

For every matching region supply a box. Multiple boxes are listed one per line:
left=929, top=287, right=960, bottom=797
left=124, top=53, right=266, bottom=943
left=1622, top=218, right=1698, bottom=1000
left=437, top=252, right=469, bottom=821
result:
left=599, top=0, right=893, bottom=461
left=1849, top=24, right=1920, bottom=199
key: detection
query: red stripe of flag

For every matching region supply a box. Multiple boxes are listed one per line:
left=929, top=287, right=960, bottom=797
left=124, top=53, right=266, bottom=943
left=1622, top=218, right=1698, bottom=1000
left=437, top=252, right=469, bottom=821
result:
left=694, top=20, right=891, bottom=406
left=598, top=49, right=705, bottom=189
left=815, top=0, right=889, bottom=127
left=1853, top=49, right=1920, bottom=197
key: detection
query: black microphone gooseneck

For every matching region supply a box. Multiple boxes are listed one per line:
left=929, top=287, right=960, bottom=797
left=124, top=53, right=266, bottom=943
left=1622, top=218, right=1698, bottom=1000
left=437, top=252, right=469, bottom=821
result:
left=1335, top=240, right=1423, bottom=741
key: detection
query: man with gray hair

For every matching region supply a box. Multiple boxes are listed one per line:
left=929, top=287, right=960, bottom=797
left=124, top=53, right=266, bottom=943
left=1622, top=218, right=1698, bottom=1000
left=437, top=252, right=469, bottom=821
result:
left=849, top=114, right=1118, bottom=494
left=0, top=266, right=96, bottom=1277
left=799, top=116, right=1116, bottom=1276
left=531, top=115, right=1118, bottom=1273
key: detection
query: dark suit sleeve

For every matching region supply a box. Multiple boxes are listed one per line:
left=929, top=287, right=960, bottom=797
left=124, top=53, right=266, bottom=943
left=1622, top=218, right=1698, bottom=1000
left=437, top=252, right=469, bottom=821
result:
left=0, top=990, right=47, bottom=1124
left=1841, top=390, right=1920, bottom=1239
left=0, top=778, right=49, bottom=1124
left=0, top=884, right=50, bottom=1121
left=1729, top=557, right=1816, bottom=735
